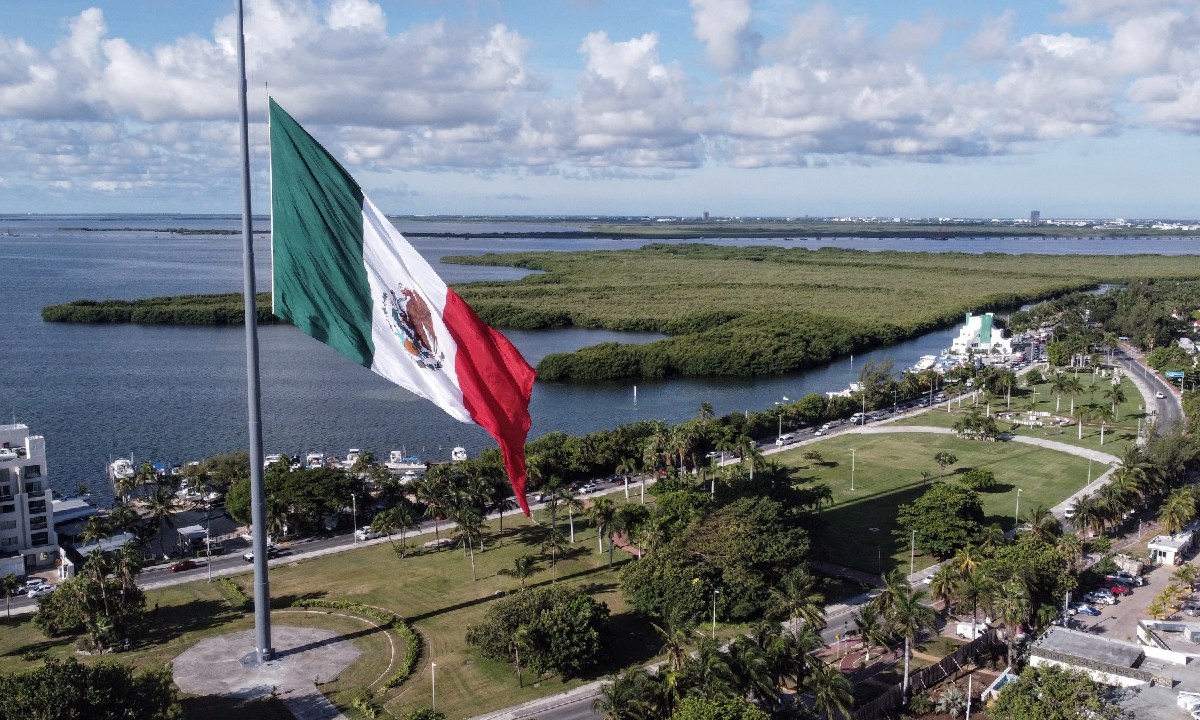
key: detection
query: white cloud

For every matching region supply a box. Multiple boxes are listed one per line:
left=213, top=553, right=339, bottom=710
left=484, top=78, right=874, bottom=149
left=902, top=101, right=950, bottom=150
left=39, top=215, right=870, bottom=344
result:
left=690, top=0, right=759, bottom=73
left=3, top=0, right=1200, bottom=211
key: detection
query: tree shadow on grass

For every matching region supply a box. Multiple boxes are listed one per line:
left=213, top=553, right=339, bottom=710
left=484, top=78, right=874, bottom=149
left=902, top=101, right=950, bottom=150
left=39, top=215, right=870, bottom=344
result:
left=0, top=633, right=75, bottom=659
left=142, top=599, right=249, bottom=648
left=179, top=693, right=294, bottom=720
left=269, top=591, right=328, bottom=609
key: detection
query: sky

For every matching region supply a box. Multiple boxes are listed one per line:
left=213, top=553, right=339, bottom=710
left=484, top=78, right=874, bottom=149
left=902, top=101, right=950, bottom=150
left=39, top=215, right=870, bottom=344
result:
left=2, top=0, right=1199, bottom=219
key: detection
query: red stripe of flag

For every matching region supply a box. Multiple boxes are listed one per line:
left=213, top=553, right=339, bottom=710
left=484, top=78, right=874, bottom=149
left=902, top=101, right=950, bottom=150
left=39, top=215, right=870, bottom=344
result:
left=443, top=289, right=536, bottom=515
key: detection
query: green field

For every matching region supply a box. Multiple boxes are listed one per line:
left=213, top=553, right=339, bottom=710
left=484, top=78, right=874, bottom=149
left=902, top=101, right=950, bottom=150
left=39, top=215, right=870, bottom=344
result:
left=773, top=432, right=1098, bottom=576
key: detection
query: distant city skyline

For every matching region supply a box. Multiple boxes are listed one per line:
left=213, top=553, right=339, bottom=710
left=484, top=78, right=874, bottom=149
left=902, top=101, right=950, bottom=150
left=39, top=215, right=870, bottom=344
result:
left=2, top=1, right=1199, bottom=219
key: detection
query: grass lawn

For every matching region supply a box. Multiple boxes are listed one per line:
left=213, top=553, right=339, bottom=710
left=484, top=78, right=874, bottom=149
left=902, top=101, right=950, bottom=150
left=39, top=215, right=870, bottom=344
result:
left=893, top=372, right=1144, bottom=458
left=0, top=508, right=654, bottom=720
left=774, top=432, right=1094, bottom=576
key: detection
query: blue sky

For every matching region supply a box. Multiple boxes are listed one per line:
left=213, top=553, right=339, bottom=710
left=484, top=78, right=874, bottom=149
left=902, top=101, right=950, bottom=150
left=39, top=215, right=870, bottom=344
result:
left=2, top=0, right=1199, bottom=219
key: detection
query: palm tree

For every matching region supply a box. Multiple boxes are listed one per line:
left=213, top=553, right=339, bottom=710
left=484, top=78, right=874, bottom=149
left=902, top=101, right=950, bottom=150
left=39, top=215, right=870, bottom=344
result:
left=928, top=564, right=960, bottom=614
left=769, top=568, right=826, bottom=637
left=852, top=601, right=889, bottom=666
left=592, top=667, right=662, bottom=720
left=3, top=573, right=19, bottom=618
left=991, top=580, right=1031, bottom=667
left=887, top=583, right=936, bottom=700
left=114, top=540, right=143, bottom=601
left=654, top=611, right=696, bottom=672
left=1071, top=494, right=1105, bottom=538
left=588, top=497, right=619, bottom=566
left=540, top=527, right=569, bottom=581
left=955, top=568, right=996, bottom=631
left=449, top=503, right=484, bottom=580
left=1104, top=384, right=1127, bottom=419
left=79, top=515, right=111, bottom=548
left=1023, top=504, right=1063, bottom=542
left=806, top=660, right=854, bottom=720
left=725, top=633, right=778, bottom=710
left=1056, top=532, right=1084, bottom=574
left=106, top=506, right=141, bottom=537
left=1063, top=374, right=1083, bottom=415
left=143, top=483, right=180, bottom=558
left=1160, top=486, right=1198, bottom=535
left=412, top=471, right=450, bottom=545
left=679, top=636, right=736, bottom=700
left=498, top=554, right=543, bottom=591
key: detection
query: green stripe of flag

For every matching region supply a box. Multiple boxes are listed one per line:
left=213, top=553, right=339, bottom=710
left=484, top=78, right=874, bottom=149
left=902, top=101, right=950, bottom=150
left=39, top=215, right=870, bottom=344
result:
left=270, top=97, right=374, bottom=367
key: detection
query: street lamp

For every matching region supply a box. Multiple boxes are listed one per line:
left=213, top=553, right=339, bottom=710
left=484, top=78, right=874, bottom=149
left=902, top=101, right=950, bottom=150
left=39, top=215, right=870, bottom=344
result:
left=850, top=449, right=856, bottom=491
left=909, top=529, right=916, bottom=578
left=431, top=662, right=437, bottom=711
left=351, top=493, right=357, bottom=544
left=712, top=589, right=721, bottom=639
left=1015, top=488, right=1023, bottom=526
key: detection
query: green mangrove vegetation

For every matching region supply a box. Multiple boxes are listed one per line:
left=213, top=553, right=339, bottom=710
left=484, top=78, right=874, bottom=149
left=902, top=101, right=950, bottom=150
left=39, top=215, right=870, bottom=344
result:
left=42, top=292, right=280, bottom=325
left=41, top=244, right=1200, bottom=380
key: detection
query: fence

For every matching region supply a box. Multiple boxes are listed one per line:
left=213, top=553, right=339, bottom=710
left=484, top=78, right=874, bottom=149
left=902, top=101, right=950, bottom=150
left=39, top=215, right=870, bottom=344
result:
left=852, top=630, right=999, bottom=720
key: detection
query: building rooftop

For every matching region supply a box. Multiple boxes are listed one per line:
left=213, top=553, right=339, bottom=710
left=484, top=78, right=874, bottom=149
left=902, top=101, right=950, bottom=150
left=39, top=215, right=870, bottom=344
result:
left=1033, top=625, right=1144, bottom=668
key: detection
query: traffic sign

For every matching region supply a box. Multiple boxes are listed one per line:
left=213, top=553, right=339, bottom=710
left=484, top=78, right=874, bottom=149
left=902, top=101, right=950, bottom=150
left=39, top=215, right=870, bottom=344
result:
left=1165, top=370, right=1185, bottom=379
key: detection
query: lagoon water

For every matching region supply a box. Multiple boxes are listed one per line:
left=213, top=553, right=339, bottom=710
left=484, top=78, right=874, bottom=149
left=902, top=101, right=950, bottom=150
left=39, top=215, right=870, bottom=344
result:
left=2, top=215, right=1196, bottom=503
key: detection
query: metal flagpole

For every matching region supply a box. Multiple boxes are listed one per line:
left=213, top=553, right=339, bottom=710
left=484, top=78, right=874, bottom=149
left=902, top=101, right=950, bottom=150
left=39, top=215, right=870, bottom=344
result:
left=236, top=0, right=273, bottom=663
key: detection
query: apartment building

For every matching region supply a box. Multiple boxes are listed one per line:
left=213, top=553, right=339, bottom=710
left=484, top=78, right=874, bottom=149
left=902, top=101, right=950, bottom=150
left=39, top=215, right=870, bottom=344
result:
left=0, top=424, right=58, bottom=576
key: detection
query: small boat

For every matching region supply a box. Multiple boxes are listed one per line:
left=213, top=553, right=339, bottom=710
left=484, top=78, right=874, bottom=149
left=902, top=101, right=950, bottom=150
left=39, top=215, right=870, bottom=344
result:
left=343, top=448, right=362, bottom=469
left=305, top=452, right=325, bottom=468
left=385, top=450, right=426, bottom=475
left=109, top=457, right=135, bottom=482
left=264, top=453, right=283, bottom=469
left=451, top=446, right=468, bottom=463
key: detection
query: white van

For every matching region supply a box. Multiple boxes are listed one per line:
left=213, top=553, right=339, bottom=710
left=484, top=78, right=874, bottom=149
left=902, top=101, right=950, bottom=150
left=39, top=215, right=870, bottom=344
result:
left=775, top=433, right=796, bottom=446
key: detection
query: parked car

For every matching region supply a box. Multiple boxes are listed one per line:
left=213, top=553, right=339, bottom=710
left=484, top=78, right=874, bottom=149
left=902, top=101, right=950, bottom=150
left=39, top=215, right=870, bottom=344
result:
left=1085, top=590, right=1117, bottom=605
left=1070, top=602, right=1101, bottom=616
left=27, top=585, right=55, bottom=599
left=1105, top=583, right=1131, bottom=596
left=1107, top=571, right=1144, bottom=587
left=1183, top=602, right=1200, bottom=617
left=20, top=579, right=46, bottom=595
left=169, top=559, right=198, bottom=572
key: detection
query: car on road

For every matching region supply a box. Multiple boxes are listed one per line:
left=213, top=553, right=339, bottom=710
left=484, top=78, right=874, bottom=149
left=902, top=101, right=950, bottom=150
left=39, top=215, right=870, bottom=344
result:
left=355, top=528, right=385, bottom=541
left=1156, top=391, right=1166, bottom=399
left=242, top=544, right=280, bottom=563
left=1084, top=590, right=1117, bottom=605
left=577, top=483, right=599, bottom=494
left=169, top=559, right=198, bottom=572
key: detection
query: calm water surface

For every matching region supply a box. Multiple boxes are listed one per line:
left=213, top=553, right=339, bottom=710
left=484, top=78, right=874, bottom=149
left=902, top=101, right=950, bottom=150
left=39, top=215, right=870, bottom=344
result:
left=2, top=215, right=1196, bottom=503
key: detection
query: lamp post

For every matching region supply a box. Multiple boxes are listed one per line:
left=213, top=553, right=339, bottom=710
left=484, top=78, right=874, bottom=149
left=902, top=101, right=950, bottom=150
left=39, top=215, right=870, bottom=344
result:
left=431, top=662, right=437, bottom=711
left=909, top=529, right=916, bottom=578
left=351, top=493, right=357, bottom=544
left=711, top=589, right=721, bottom=639
left=1015, top=488, right=1022, bottom=526
left=893, top=388, right=898, bottom=416
left=850, top=449, right=856, bottom=491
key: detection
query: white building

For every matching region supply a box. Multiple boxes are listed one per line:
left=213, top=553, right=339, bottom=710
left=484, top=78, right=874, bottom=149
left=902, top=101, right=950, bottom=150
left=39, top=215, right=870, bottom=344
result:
left=950, top=312, right=1014, bottom=357
left=0, top=424, right=58, bottom=575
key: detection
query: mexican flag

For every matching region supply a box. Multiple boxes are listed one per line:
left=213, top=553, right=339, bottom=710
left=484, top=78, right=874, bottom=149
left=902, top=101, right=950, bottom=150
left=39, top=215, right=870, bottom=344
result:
left=269, top=98, right=536, bottom=515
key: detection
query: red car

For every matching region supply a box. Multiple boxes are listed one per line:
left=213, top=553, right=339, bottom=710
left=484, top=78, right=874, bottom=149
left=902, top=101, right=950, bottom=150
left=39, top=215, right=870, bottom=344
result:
left=169, top=559, right=198, bottom=572
left=1106, top=583, right=1131, bottom=595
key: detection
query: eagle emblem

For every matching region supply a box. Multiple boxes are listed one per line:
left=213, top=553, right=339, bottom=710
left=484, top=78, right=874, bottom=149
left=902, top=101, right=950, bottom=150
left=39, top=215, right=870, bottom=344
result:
left=383, top=284, right=443, bottom=370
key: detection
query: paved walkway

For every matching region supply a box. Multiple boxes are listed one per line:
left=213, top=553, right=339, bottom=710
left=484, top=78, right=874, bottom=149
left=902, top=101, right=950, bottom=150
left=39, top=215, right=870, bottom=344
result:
left=173, top=625, right=359, bottom=720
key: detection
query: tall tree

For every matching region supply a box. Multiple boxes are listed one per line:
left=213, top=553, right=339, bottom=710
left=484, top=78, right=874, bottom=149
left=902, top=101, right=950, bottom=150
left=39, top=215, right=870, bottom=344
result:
left=588, top=497, right=619, bottom=567
left=768, top=568, right=826, bottom=638
left=887, top=583, right=936, bottom=700
left=143, top=484, right=180, bottom=559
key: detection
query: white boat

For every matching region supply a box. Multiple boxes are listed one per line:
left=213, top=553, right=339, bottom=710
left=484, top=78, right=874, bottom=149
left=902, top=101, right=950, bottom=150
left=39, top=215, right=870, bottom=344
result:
left=305, top=452, right=325, bottom=468
left=451, top=446, right=468, bottom=463
left=109, top=457, right=135, bottom=482
left=264, top=453, right=283, bottom=469
left=343, top=448, right=362, bottom=469
left=385, top=450, right=426, bottom=475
